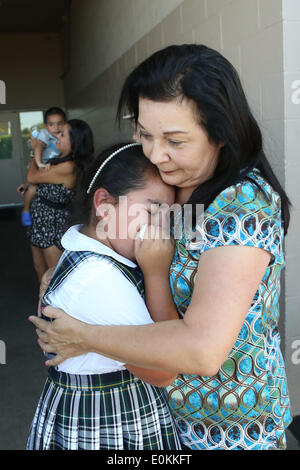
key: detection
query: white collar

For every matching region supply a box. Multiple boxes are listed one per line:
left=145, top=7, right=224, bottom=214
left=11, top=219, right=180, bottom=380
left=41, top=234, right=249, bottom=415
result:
left=61, top=225, right=137, bottom=268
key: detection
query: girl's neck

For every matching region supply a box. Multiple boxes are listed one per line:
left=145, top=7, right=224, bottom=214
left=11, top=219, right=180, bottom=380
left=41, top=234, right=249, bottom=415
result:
left=80, top=224, right=114, bottom=251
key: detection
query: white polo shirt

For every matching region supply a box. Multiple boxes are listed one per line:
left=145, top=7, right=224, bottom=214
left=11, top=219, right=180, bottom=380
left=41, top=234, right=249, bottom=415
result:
left=48, top=225, right=153, bottom=375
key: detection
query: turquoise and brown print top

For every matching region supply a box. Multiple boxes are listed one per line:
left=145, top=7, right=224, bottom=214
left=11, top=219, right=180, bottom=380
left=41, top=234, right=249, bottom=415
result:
left=166, top=169, right=292, bottom=450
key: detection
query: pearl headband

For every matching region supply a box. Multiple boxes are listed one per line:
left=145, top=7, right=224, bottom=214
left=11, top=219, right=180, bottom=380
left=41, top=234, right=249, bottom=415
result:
left=86, top=143, right=142, bottom=194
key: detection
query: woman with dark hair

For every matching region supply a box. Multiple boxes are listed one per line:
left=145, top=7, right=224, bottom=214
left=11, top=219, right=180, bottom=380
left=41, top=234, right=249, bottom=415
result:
left=30, top=44, right=292, bottom=450
left=27, top=119, right=94, bottom=280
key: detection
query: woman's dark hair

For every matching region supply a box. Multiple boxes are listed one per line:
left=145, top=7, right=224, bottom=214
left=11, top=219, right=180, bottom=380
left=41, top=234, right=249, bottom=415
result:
left=71, top=142, right=159, bottom=226
left=44, top=106, right=67, bottom=124
left=67, top=119, right=95, bottom=176
left=50, top=119, right=95, bottom=174
left=117, top=44, right=291, bottom=234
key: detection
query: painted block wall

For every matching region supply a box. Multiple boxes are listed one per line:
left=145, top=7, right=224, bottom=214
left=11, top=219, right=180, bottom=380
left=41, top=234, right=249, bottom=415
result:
left=65, top=0, right=184, bottom=105
left=0, top=33, right=64, bottom=111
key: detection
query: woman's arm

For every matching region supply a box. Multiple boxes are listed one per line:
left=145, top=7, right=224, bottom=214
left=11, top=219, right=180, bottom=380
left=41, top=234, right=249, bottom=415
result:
left=30, top=245, right=271, bottom=375
left=26, top=158, right=75, bottom=186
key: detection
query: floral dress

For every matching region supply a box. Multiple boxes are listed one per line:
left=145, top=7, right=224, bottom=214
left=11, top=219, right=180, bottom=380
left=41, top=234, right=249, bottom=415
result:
left=165, top=169, right=292, bottom=450
left=28, top=183, right=74, bottom=250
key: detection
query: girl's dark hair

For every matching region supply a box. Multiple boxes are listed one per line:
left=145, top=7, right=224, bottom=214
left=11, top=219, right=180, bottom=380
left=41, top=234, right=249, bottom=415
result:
left=117, top=44, right=291, bottom=234
left=71, top=142, right=159, bottom=226
left=44, top=106, right=67, bottom=123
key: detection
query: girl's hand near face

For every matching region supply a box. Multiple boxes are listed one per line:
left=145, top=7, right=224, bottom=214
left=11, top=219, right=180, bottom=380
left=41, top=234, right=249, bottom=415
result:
left=134, top=225, right=175, bottom=278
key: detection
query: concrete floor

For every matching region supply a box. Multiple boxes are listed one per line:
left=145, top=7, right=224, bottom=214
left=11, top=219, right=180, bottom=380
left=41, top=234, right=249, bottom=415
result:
left=0, top=208, right=299, bottom=450
left=0, top=208, right=48, bottom=450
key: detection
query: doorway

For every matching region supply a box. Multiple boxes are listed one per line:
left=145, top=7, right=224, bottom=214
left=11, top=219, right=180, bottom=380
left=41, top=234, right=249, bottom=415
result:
left=0, top=110, right=44, bottom=207
left=0, top=112, right=24, bottom=207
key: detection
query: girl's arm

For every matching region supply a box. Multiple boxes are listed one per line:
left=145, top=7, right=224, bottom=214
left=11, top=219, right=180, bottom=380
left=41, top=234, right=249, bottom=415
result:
left=123, top=225, right=180, bottom=384
left=37, top=268, right=55, bottom=316
left=134, top=226, right=179, bottom=321
left=143, top=274, right=179, bottom=321
left=30, top=244, right=271, bottom=376
left=27, top=157, right=75, bottom=186
left=125, top=364, right=177, bottom=387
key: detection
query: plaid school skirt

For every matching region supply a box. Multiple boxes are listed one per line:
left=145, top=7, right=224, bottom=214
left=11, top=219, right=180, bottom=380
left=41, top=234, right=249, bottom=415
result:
left=27, top=367, right=181, bottom=450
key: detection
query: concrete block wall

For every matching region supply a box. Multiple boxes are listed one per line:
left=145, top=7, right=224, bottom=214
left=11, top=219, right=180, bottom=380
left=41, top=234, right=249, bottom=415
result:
left=65, top=0, right=186, bottom=149
left=65, top=1, right=285, bottom=176
left=64, top=0, right=299, bottom=414
left=0, top=33, right=64, bottom=111
left=65, top=0, right=183, bottom=119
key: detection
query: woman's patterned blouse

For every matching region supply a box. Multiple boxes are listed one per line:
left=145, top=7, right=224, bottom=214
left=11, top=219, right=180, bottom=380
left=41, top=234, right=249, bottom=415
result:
left=165, top=169, right=292, bottom=450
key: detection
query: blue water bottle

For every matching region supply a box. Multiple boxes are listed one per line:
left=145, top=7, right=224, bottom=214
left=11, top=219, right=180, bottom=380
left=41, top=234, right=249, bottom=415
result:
left=31, top=125, right=39, bottom=139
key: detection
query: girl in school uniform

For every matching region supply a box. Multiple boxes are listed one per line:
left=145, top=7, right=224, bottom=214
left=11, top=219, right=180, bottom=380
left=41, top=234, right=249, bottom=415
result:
left=27, top=142, right=181, bottom=451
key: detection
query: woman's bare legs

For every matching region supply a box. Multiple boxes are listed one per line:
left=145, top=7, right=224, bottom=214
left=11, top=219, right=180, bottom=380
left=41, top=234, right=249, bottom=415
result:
left=43, top=245, right=62, bottom=270
left=31, top=245, right=61, bottom=282
left=31, top=245, right=48, bottom=282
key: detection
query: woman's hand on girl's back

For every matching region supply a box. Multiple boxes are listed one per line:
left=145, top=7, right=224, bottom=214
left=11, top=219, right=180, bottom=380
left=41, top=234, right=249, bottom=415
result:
left=29, top=307, right=88, bottom=366
left=134, top=225, right=175, bottom=277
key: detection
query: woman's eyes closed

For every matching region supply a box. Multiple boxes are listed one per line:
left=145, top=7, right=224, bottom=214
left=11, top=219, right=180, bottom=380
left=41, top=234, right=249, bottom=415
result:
left=168, top=139, right=182, bottom=147
left=139, top=131, right=151, bottom=140
left=139, top=131, right=183, bottom=147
